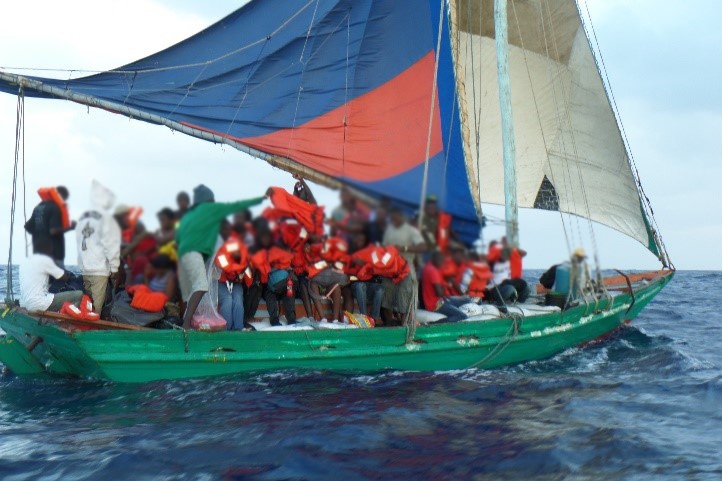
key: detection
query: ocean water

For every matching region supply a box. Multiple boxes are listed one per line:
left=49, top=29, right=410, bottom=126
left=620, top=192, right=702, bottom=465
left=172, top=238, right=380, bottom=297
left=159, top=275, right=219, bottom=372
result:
left=0, top=268, right=720, bottom=481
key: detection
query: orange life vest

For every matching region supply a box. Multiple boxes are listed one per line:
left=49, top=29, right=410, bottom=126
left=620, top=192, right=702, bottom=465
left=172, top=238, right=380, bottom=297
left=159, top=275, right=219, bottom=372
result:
left=441, top=258, right=466, bottom=296
left=215, top=237, right=251, bottom=285
left=122, top=206, right=144, bottom=243
left=304, top=243, right=328, bottom=279
left=370, top=246, right=410, bottom=284
left=436, top=212, right=453, bottom=253
left=348, top=245, right=379, bottom=281
left=510, top=248, right=523, bottom=279
left=250, top=246, right=294, bottom=284
left=487, top=244, right=502, bottom=264
left=128, top=284, right=168, bottom=312
left=37, top=187, right=70, bottom=230
left=467, top=261, right=492, bottom=298
left=321, top=237, right=350, bottom=272
left=268, top=187, right=325, bottom=237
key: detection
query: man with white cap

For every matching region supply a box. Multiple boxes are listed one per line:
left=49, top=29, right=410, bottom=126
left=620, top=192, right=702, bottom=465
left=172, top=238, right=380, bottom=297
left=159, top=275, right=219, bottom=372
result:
left=75, top=180, right=122, bottom=312
left=175, top=184, right=264, bottom=329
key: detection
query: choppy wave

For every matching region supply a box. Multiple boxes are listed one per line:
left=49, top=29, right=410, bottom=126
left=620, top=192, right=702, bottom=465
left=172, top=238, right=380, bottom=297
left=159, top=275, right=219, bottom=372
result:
left=0, top=269, right=721, bottom=480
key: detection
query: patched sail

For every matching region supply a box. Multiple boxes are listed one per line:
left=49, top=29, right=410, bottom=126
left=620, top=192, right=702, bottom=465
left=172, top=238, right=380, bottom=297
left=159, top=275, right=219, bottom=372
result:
left=449, top=0, right=660, bottom=255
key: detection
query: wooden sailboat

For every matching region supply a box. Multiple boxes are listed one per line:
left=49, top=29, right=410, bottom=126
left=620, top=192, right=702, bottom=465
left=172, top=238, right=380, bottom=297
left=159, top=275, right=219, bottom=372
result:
left=0, top=0, right=673, bottom=382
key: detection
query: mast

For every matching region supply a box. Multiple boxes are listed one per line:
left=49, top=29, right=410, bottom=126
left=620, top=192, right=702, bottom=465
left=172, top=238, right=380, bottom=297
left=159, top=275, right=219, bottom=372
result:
left=494, top=0, right=519, bottom=248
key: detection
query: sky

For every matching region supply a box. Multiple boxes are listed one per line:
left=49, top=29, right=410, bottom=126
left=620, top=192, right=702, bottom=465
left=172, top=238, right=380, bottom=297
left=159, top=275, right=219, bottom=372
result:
left=0, top=0, right=719, bottom=270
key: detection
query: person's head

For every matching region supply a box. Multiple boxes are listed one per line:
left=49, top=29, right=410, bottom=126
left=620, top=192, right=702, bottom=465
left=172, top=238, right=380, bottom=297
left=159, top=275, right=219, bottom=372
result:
left=501, top=236, right=508, bottom=247
left=219, top=218, right=232, bottom=241
left=232, top=219, right=247, bottom=237
left=340, top=187, right=355, bottom=209
left=56, top=186, right=69, bottom=201
left=572, top=247, right=587, bottom=263
left=389, top=206, right=406, bottom=228
left=374, top=207, right=388, bottom=225
left=499, top=247, right=511, bottom=262
left=150, top=254, right=174, bottom=276
left=450, top=246, right=466, bottom=264
left=424, top=194, right=438, bottom=216
left=157, top=207, right=176, bottom=231
left=242, top=209, right=253, bottom=223
left=33, top=236, right=54, bottom=256
left=350, top=231, right=368, bottom=252
left=379, top=196, right=391, bottom=210
left=176, top=191, right=190, bottom=212
left=113, top=204, right=131, bottom=229
left=192, top=184, right=214, bottom=206
left=489, top=240, right=498, bottom=250
left=255, top=227, right=273, bottom=249
left=430, top=251, right=445, bottom=268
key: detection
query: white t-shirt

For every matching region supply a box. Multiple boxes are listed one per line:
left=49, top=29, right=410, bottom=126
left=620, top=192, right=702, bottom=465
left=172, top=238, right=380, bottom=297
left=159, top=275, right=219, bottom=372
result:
left=19, top=254, right=65, bottom=312
left=490, top=260, right=511, bottom=287
left=383, top=222, right=424, bottom=266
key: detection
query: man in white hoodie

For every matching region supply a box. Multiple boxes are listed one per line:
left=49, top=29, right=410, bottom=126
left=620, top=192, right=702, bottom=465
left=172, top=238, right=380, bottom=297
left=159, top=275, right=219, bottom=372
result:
left=75, top=180, right=122, bottom=311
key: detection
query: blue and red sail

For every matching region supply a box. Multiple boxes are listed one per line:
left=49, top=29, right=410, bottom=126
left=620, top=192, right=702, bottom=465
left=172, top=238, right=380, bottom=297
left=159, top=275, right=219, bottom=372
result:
left=0, top=0, right=481, bottom=240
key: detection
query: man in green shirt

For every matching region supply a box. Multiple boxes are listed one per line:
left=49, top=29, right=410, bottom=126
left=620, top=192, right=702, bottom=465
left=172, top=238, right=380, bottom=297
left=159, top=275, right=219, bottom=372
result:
left=176, top=184, right=264, bottom=328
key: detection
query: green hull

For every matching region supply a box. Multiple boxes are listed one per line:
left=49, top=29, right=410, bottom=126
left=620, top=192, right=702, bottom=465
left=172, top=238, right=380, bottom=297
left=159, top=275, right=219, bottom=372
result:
left=0, top=272, right=673, bottom=383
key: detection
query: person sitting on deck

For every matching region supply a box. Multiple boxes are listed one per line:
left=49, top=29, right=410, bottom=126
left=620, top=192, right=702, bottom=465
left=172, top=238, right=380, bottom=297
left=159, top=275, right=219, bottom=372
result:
left=485, top=248, right=531, bottom=304
left=342, top=230, right=384, bottom=322
left=215, top=232, right=252, bottom=331
left=440, top=246, right=469, bottom=296
left=175, top=184, right=263, bottom=329
left=19, top=237, right=83, bottom=313
left=248, top=228, right=297, bottom=327
left=419, top=194, right=460, bottom=254
left=25, top=185, right=76, bottom=268
left=551, top=248, right=592, bottom=301
left=304, top=237, right=350, bottom=323
left=116, top=205, right=157, bottom=285
left=75, top=180, right=122, bottom=312
left=381, top=207, right=426, bottom=326
left=421, top=252, right=468, bottom=323
left=144, top=254, right=178, bottom=301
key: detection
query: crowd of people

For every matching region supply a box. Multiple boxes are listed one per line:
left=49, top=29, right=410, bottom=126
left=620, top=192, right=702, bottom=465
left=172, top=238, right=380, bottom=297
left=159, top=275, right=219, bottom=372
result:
left=19, top=176, right=590, bottom=331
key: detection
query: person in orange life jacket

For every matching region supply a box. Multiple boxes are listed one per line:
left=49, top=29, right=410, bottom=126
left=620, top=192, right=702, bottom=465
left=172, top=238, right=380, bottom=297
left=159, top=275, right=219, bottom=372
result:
left=176, top=191, right=190, bottom=220
left=485, top=248, right=531, bottom=304
left=25, top=185, right=76, bottom=267
left=500, top=235, right=528, bottom=279
left=419, top=194, right=460, bottom=254
left=440, top=246, right=470, bottom=296
left=487, top=240, right=502, bottom=264
left=458, top=252, right=493, bottom=299
left=381, top=206, right=426, bottom=326
left=19, top=237, right=84, bottom=313
left=175, top=184, right=264, bottom=329
left=144, top=254, right=178, bottom=300
left=247, top=228, right=297, bottom=327
left=215, top=232, right=251, bottom=330
left=342, top=230, right=385, bottom=320
left=304, top=237, right=350, bottom=323
left=115, top=205, right=157, bottom=285
left=421, top=251, right=468, bottom=323
left=277, top=219, right=316, bottom=320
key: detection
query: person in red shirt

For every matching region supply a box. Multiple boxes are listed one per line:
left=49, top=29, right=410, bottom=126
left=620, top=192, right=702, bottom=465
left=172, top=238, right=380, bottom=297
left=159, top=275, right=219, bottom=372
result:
left=421, top=252, right=467, bottom=323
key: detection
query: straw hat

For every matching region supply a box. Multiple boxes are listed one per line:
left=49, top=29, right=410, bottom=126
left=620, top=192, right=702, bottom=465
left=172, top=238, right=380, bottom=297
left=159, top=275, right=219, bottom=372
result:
left=572, top=247, right=587, bottom=259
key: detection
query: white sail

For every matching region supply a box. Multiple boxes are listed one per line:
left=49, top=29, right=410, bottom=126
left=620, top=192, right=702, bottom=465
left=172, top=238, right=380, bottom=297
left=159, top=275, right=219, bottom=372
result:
left=449, top=0, right=657, bottom=253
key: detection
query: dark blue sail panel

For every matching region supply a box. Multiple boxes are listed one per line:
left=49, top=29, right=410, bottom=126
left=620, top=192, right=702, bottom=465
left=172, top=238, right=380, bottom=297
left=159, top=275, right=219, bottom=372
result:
left=0, top=0, right=481, bottom=240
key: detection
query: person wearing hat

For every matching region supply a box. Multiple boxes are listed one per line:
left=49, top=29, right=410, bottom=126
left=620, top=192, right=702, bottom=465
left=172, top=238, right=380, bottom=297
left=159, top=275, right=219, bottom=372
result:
left=75, top=180, right=122, bottom=312
left=419, top=194, right=459, bottom=254
left=175, top=184, right=264, bottom=329
left=543, top=247, right=592, bottom=301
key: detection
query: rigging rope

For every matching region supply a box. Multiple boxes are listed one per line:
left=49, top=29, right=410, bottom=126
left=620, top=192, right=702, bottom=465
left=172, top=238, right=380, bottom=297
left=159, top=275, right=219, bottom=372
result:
left=416, top=0, right=445, bottom=232
left=5, top=87, right=25, bottom=303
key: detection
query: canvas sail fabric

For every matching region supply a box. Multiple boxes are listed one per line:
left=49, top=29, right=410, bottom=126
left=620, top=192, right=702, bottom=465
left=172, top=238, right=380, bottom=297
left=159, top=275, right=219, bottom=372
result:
left=449, top=0, right=658, bottom=254
left=0, top=0, right=479, bottom=241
